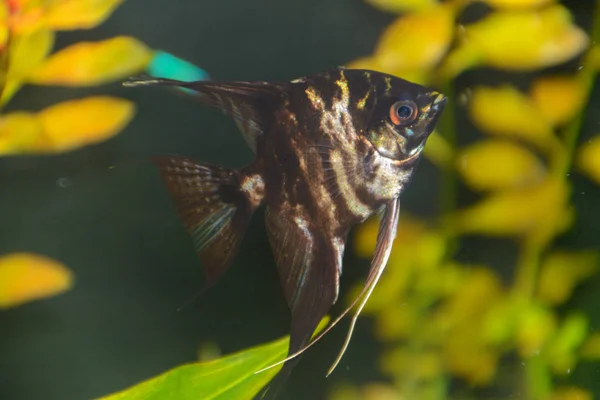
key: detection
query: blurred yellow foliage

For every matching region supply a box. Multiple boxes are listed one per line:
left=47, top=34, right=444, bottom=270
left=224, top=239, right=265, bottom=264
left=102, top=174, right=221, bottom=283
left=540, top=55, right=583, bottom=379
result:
left=475, top=0, right=556, bottom=9
left=0, top=0, right=150, bottom=309
left=455, top=178, right=571, bottom=237
left=545, top=313, right=588, bottom=374
left=0, top=0, right=150, bottom=155
left=515, top=302, right=557, bottom=357
left=43, top=0, right=125, bottom=30
left=457, top=139, right=546, bottom=191
left=30, top=36, right=152, bottom=86
left=576, top=134, right=600, bottom=184
left=342, top=1, right=600, bottom=399
left=365, top=0, right=437, bottom=13
left=374, top=4, right=454, bottom=73
left=537, top=251, right=598, bottom=306
left=7, top=0, right=124, bottom=33
left=1, top=27, right=54, bottom=103
left=444, top=5, right=588, bottom=75
left=468, top=85, right=555, bottom=149
left=0, top=111, right=43, bottom=153
left=548, top=387, right=593, bottom=400
left=0, top=252, right=73, bottom=308
left=580, top=333, right=600, bottom=360
left=38, top=96, right=135, bottom=152
left=422, top=130, right=453, bottom=169
left=347, top=3, right=454, bottom=84
left=531, top=75, right=586, bottom=126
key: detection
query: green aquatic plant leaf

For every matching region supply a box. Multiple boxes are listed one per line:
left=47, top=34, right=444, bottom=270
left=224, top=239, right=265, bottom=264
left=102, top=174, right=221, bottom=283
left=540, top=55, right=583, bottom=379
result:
left=97, top=337, right=287, bottom=400
left=98, top=317, right=329, bottom=400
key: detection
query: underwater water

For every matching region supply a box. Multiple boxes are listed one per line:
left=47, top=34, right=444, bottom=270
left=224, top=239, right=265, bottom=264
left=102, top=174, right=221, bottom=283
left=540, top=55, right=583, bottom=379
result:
left=1, top=1, right=600, bottom=400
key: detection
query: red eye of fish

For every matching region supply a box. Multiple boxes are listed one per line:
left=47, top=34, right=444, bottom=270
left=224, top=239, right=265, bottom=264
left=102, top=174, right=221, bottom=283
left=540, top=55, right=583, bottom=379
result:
left=389, top=100, right=418, bottom=125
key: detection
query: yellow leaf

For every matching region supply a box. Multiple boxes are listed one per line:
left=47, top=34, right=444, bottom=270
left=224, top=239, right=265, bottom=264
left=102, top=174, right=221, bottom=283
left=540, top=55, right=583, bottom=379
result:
left=423, top=130, right=453, bottom=169
left=580, top=333, right=600, bottom=360
left=374, top=4, right=454, bottom=72
left=453, top=5, right=588, bottom=71
left=8, top=4, right=45, bottom=34
left=0, top=2, right=8, bottom=50
left=354, top=216, right=380, bottom=258
left=44, top=0, right=124, bottom=30
left=545, top=313, right=588, bottom=374
left=482, top=295, right=520, bottom=345
left=29, top=36, right=152, bottom=86
left=2, top=28, right=55, bottom=104
left=9, top=30, right=56, bottom=72
left=457, top=139, right=546, bottom=191
left=362, top=384, right=403, bottom=400
left=345, top=56, right=428, bottom=85
left=0, top=111, right=45, bottom=155
left=515, top=303, right=556, bottom=357
left=329, top=384, right=362, bottom=400
left=365, top=0, right=438, bottom=13
left=548, top=387, right=593, bottom=400
left=380, top=348, right=443, bottom=383
left=375, top=303, right=416, bottom=340
left=576, top=134, right=600, bottom=185
left=441, top=267, right=503, bottom=322
left=537, top=251, right=598, bottom=306
left=468, top=86, right=555, bottom=149
left=454, top=178, right=571, bottom=236
left=530, top=75, right=586, bottom=126
left=475, top=0, right=556, bottom=9
left=0, top=253, right=73, bottom=308
left=38, top=96, right=134, bottom=152
left=442, top=328, right=499, bottom=385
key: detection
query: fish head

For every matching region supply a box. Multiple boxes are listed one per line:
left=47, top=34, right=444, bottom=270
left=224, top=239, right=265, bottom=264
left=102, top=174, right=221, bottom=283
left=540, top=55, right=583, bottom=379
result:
left=360, top=71, right=446, bottom=164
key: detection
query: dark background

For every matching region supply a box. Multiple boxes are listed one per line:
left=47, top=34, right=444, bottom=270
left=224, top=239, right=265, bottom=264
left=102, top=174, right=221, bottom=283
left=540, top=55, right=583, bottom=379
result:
left=1, top=1, right=599, bottom=399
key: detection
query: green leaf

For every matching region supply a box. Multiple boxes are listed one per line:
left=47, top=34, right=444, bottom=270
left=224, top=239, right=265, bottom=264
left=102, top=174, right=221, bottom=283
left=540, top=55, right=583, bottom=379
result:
left=97, top=337, right=287, bottom=400
left=97, top=318, right=329, bottom=400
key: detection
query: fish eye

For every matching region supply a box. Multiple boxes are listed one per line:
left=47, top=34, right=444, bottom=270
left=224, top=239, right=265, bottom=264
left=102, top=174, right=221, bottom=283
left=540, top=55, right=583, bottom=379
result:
left=389, top=100, right=418, bottom=126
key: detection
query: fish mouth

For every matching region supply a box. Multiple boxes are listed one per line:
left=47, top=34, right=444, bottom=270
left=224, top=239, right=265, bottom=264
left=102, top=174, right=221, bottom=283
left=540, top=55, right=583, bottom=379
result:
left=431, top=92, right=447, bottom=108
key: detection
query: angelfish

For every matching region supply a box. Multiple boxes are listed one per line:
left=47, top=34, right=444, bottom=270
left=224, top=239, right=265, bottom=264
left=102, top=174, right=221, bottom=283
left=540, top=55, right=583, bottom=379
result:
left=125, top=67, right=446, bottom=395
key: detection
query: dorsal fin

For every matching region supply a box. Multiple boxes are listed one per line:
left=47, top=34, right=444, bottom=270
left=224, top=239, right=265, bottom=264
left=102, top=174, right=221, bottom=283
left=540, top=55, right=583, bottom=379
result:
left=125, top=76, right=287, bottom=152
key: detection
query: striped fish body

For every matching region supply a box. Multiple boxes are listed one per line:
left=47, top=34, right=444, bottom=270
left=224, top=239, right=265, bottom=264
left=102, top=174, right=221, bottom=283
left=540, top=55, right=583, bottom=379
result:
left=126, top=67, right=446, bottom=398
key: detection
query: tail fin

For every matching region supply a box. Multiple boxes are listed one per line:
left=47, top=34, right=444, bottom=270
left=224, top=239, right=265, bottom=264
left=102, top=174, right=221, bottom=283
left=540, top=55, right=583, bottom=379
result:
left=152, top=156, right=257, bottom=288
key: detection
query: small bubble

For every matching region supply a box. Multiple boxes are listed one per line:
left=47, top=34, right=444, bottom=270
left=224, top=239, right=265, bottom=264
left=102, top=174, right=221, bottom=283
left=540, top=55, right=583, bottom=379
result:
left=567, top=368, right=571, bottom=374
left=582, top=191, right=586, bottom=195
left=56, top=178, right=72, bottom=188
left=458, top=88, right=472, bottom=106
left=566, top=173, right=571, bottom=177
left=577, top=65, right=584, bottom=71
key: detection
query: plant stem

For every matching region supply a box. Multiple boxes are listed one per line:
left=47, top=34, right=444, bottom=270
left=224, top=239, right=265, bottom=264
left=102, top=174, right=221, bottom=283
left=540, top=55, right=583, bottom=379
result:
left=557, top=1, right=600, bottom=175
left=524, top=354, right=553, bottom=400
left=438, top=79, right=458, bottom=251
left=516, top=1, right=600, bottom=398
left=516, top=0, right=600, bottom=299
